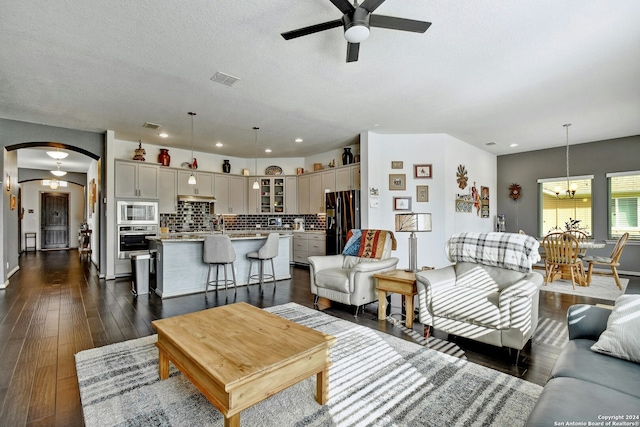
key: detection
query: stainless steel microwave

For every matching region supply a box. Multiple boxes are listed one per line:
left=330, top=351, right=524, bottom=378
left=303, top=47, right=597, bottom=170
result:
left=117, top=201, right=158, bottom=225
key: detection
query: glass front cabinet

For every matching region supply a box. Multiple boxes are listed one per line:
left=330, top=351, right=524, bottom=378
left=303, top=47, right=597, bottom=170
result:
left=249, top=177, right=286, bottom=213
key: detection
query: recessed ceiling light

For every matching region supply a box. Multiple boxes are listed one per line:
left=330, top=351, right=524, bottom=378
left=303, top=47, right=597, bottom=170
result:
left=265, top=148, right=272, bottom=153
left=215, top=142, right=223, bottom=147
left=158, top=133, right=169, bottom=138
left=295, top=138, right=303, bottom=143
left=509, top=143, right=518, bottom=147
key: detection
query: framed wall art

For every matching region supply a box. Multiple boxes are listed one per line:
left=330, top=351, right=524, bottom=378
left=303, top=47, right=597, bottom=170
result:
left=481, top=186, right=490, bottom=218
left=416, top=185, right=429, bottom=202
left=393, top=196, right=412, bottom=211
left=414, top=164, right=432, bottom=178
left=388, top=174, right=406, bottom=191
left=391, top=161, right=403, bottom=169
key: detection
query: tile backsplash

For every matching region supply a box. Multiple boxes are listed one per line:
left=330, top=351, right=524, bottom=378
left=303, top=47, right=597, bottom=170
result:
left=159, top=201, right=325, bottom=232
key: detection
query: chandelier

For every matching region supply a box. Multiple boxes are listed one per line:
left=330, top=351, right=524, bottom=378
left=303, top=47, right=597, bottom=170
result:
left=50, top=161, right=67, bottom=177
left=554, top=123, right=577, bottom=199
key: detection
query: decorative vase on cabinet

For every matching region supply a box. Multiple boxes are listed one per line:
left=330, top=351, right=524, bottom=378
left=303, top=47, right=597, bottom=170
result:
left=342, top=147, right=353, bottom=165
left=222, top=159, right=231, bottom=173
left=158, top=149, right=171, bottom=166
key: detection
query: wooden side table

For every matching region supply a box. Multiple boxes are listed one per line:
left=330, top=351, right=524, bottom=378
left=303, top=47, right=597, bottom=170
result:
left=374, top=269, right=417, bottom=328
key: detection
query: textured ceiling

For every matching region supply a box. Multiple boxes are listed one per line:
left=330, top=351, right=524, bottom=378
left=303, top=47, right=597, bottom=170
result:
left=1, top=0, right=639, bottom=162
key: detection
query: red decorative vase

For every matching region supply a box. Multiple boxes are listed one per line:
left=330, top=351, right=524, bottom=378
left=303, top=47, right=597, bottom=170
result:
left=158, top=149, right=170, bottom=166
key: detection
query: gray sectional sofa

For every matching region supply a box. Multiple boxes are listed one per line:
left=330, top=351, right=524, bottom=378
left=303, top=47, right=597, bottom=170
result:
left=525, top=302, right=640, bottom=426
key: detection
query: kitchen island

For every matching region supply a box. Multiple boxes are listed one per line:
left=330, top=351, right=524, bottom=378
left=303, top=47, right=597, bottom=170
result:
left=148, top=233, right=292, bottom=298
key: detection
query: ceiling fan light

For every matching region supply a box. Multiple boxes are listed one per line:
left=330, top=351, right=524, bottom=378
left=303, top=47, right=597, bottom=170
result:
left=343, top=8, right=371, bottom=43
left=47, top=150, right=68, bottom=160
left=344, top=24, right=370, bottom=43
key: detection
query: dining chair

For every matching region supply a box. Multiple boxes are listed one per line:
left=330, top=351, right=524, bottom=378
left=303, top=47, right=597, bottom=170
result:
left=542, top=232, right=584, bottom=289
left=541, top=232, right=562, bottom=280
left=583, top=232, right=629, bottom=290
left=565, top=229, right=589, bottom=257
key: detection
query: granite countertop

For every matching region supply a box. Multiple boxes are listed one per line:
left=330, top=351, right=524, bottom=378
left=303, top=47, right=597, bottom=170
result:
left=149, top=232, right=292, bottom=242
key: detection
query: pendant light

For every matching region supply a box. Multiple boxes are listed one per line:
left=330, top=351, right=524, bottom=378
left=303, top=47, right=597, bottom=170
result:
left=46, top=149, right=68, bottom=160
left=188, top=112, right=197, bottom=185
left=50, top=161, right=67, bottom=177
left=252, top=127, right=260, bottom=190
left=554, top=123, right=577, bottom=199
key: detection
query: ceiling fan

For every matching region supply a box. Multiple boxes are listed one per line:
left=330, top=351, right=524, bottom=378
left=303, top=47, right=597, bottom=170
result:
left=281, top=0, right=431, bottom=62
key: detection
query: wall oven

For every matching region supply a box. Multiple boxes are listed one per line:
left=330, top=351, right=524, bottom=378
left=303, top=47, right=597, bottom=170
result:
left=117, top=201, right=158, bottom=225
left=117, top=225, right=157, bottom=259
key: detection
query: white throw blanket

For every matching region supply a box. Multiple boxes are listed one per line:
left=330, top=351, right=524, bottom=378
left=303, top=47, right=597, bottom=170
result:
left=446, top=232, right=541, bottom=273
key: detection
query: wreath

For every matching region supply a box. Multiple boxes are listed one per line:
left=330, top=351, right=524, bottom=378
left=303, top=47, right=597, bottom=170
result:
left=509, top=183, right=522, bottom=200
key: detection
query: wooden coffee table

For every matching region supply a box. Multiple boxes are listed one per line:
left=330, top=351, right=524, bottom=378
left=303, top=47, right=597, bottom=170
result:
left=374, top=269, right=417, bottom=328
left=151, top=302, right=335, bottom=427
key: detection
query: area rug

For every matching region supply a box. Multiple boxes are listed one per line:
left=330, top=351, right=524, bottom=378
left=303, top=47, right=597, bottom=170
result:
left=76, top=303, right=542, bottom=427
left=385, top=315, right=467, bottom=359
left=535, top=272, right=628, bottom=301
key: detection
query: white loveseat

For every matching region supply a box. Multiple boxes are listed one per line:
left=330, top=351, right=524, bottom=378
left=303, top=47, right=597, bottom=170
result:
left=415, top=232, right=543, bottom=358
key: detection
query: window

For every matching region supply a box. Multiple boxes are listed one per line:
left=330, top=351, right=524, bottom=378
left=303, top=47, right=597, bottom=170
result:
left=538, top=176, right=593, bottom=237
left=608, top=171, right=640, bottom=241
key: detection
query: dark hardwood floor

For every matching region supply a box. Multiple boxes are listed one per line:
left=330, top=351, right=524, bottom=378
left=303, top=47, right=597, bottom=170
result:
left=1, top=250, right=637, bottom=426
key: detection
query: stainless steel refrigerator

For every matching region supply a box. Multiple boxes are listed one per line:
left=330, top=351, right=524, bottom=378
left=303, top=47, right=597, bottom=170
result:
left=326, top=190, right=361, bottom=255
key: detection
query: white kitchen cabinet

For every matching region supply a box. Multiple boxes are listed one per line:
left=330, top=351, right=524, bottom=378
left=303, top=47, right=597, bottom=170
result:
left=177, top=170, right=214, bottom=197
left=215, top=174, right=247, bottom=214
left=293, top=232, right=326, bottom=265
left=158, top=168, right=177, bottom=213
left=351, top=164, right=361, bottom=190
left=309, top=173, right=323, bottom=213
left=229, top=175, right=247, bottom=214
left=335, top=164, right=361, bottom=191
left=285, top=176, right=297, bottom=214
left=297, top=175, right=310, bottom=214
left=115, top=160, right=159, bottom=199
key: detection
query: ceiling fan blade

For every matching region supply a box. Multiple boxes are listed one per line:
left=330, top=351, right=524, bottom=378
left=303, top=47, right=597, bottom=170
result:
left=346, top=42, right=360, bottom=62
left=281, top=19, right=343, bottom=40
left=360, top=0, right=387, bottom=13
left=370, top=14, right=432, bottom=33
left=329, top=0, right=355, bottom=14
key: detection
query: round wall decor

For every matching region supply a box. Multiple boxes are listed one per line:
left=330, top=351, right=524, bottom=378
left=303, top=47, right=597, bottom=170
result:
left=509, top=183, right=522, bottom=200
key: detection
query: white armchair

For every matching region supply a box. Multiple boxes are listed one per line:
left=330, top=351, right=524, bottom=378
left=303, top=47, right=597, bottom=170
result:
left=309, top=230, right=399, bottom=315
left=415, top=232, right=543, bottom=361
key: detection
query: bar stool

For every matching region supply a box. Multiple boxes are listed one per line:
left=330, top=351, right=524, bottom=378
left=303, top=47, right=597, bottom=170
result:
left=247, top=233, right=279, bottom=292
left=203, top=235, right=236, bottom=295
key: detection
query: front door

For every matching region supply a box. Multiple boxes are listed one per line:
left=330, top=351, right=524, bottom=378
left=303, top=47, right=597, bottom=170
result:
left=41, top=193, right=69, bottom=249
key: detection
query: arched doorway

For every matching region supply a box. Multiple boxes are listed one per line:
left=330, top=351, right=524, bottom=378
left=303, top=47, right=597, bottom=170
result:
left=6, top=141, right=102, bottom=268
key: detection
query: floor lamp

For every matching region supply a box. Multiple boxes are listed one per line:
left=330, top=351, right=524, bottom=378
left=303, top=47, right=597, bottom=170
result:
left=395, top=213, right=432, bottom=272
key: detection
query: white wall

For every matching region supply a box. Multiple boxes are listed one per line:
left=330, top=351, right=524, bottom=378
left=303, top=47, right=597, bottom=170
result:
left=363, top=132, right=496, bottom=270
left=21, top=180, right=85, bottom=251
